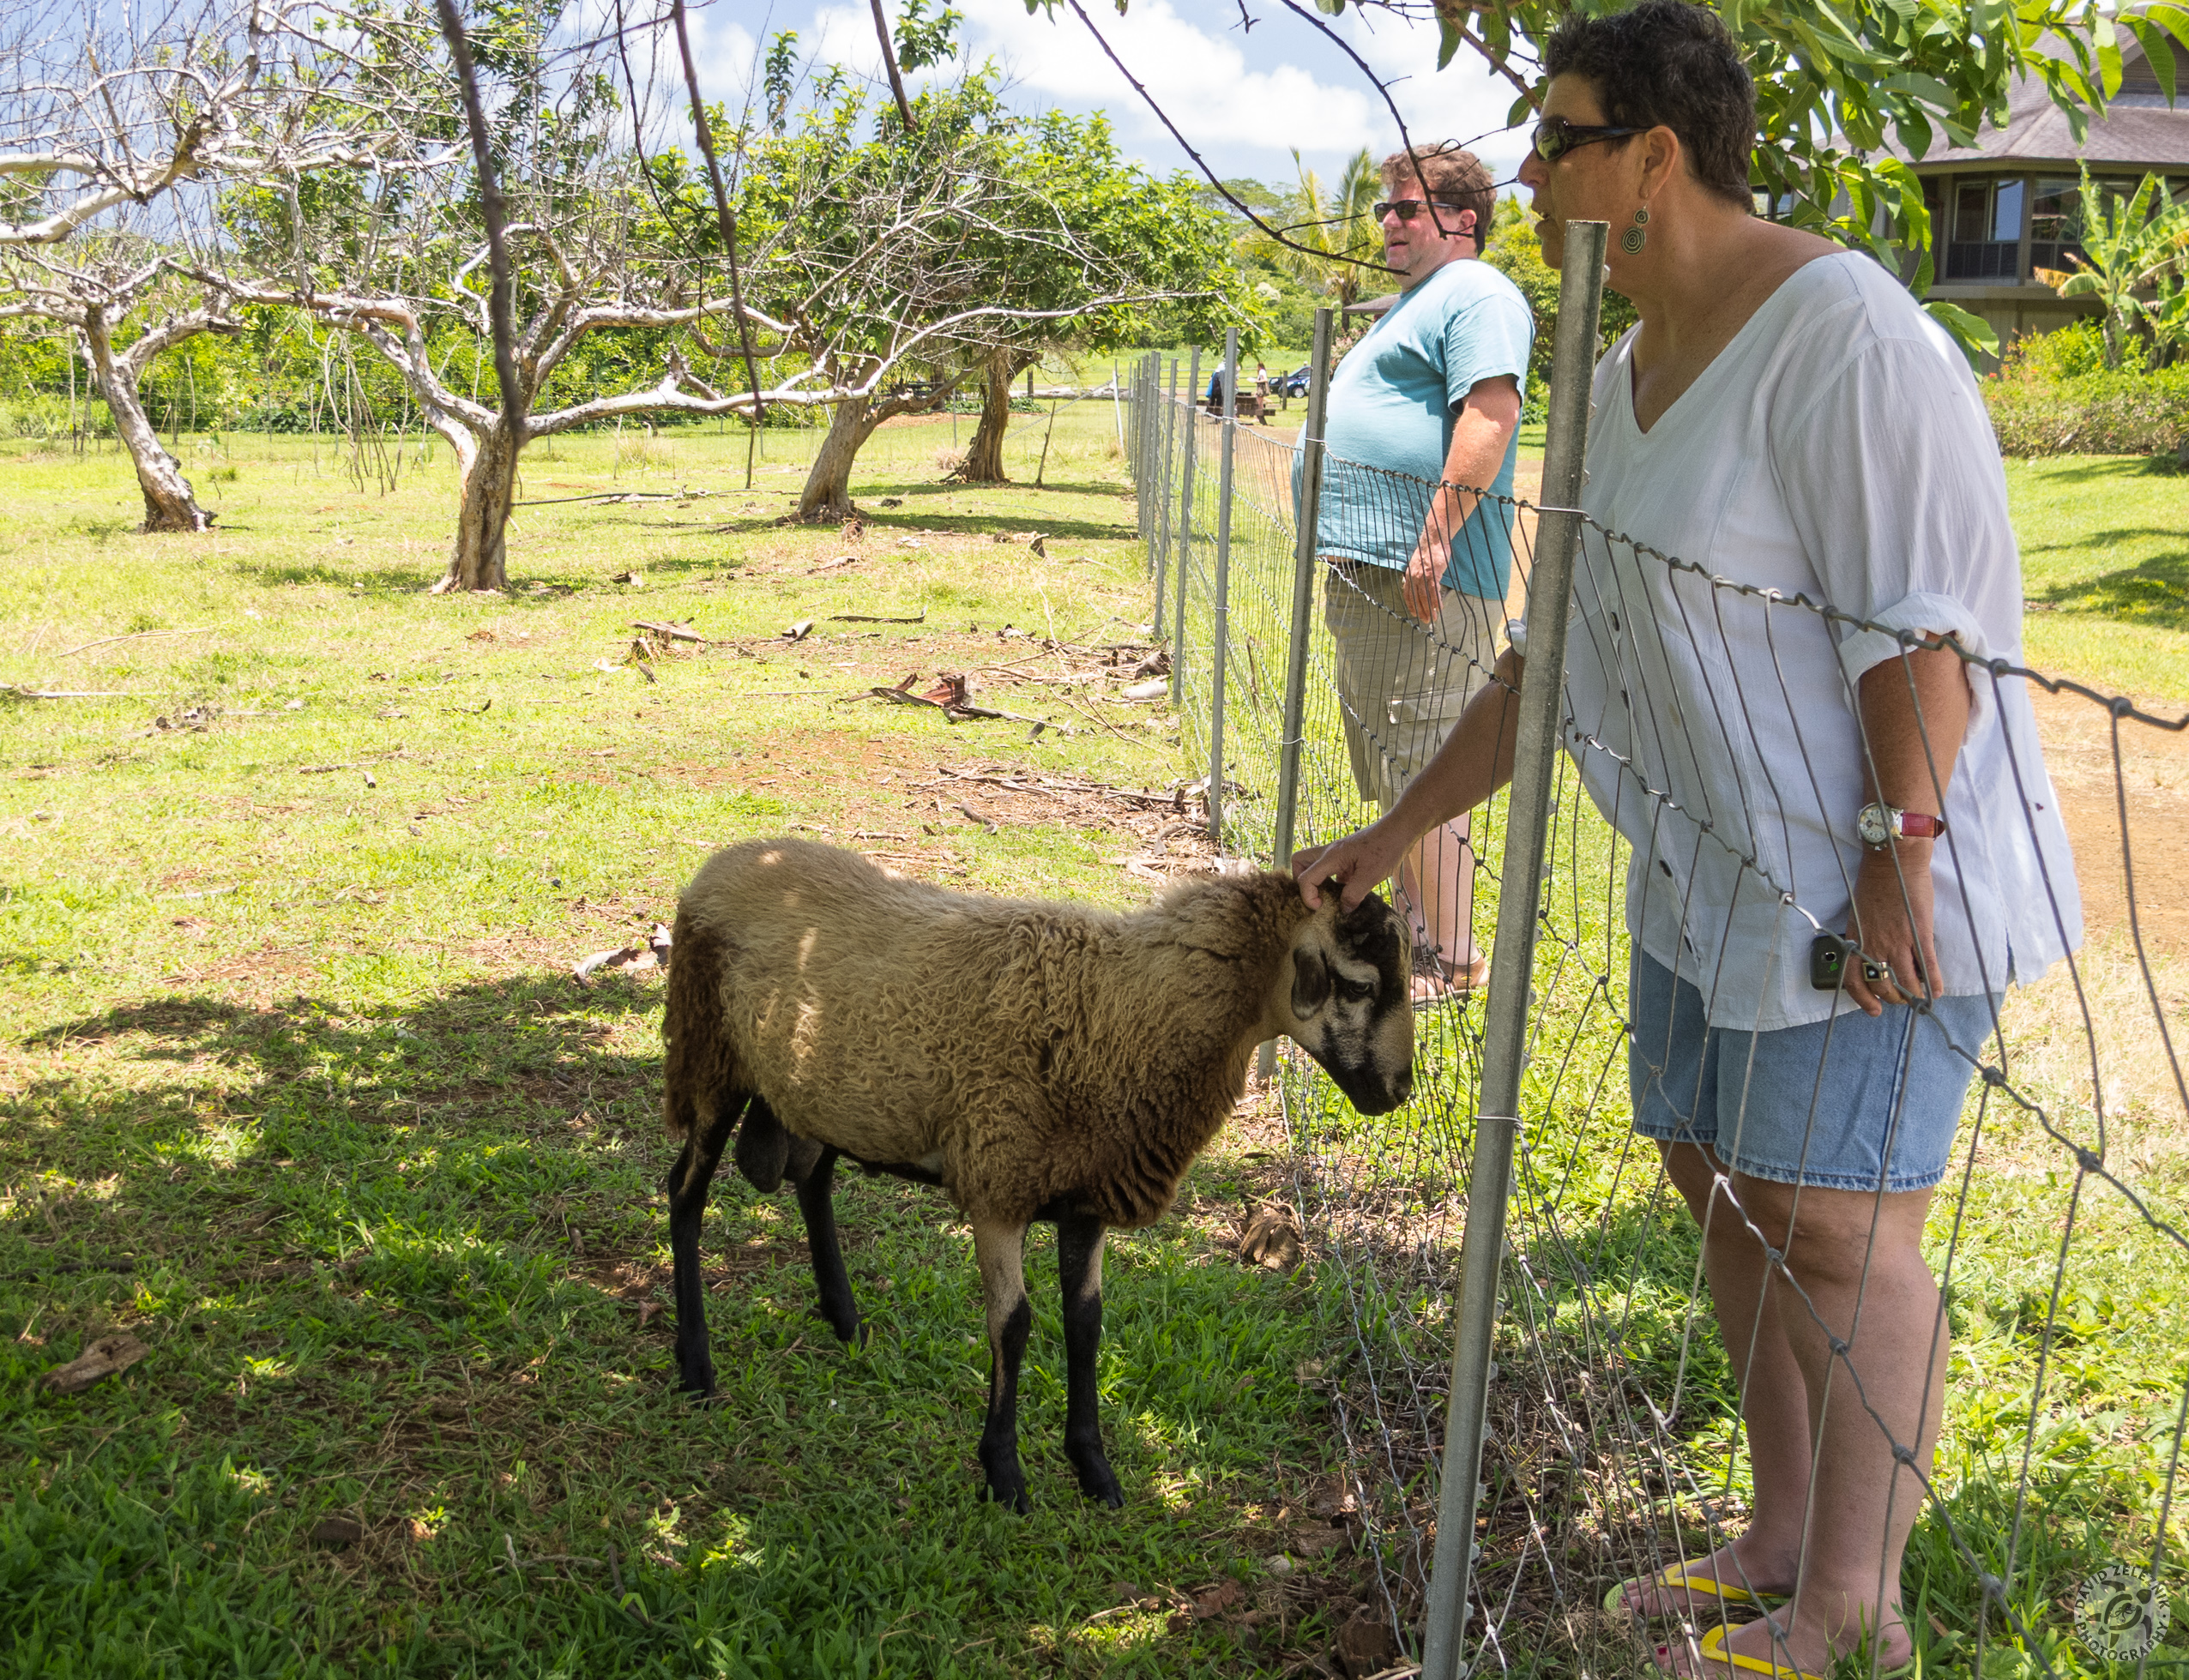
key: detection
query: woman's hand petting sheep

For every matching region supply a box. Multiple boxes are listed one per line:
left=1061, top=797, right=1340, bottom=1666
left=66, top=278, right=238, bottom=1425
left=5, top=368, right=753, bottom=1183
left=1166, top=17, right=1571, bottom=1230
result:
left=1294, top=818, right=1411, bottom=913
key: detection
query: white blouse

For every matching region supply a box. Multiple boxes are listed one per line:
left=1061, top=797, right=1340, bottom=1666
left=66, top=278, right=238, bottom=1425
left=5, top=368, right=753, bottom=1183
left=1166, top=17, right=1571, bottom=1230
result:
left=1529, top=250, right=2080, bottom=1033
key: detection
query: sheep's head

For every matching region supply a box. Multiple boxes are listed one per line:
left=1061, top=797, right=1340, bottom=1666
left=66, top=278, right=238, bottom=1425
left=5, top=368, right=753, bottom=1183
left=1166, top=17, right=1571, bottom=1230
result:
left=1276, top=890, right=1414, bottom=1115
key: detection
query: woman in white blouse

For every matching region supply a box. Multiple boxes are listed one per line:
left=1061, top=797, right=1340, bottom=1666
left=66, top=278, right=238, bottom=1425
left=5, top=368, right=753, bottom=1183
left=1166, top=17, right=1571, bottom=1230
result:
left=1297, top=4, right=2078, bottom=1676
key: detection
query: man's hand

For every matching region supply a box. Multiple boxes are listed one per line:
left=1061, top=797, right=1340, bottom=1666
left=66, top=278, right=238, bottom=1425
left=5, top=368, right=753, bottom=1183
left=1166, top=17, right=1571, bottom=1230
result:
left=1842, top=845, right=1939, bottom=1016
left=1294, top=820, right=1410, bottom=913
left=1402, top=530, right=1447, bottom=623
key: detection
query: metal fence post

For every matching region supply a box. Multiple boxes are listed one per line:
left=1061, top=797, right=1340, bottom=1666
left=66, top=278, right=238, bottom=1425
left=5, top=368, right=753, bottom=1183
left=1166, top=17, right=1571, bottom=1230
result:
left=1269, top=306, right=1334, bottom=875
left=1170, top=347, right=1201, bottom=704
left=1139, top=352, right=1157, bottom=548
left=1417, top=220, right=1607, bottom=1680
left=1209, top=328, right=1239, bottom=842
left=1260, top=306, right=1334, bottom=1083
left=1147, top=354, right=1164, bottom=545
left=1152, top=358, right=1179, bottom=635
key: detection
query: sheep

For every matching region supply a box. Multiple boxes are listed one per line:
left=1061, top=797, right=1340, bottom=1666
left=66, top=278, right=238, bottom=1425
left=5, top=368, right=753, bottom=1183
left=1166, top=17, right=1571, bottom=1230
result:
left=659, top=837, right=1415, bottom=1511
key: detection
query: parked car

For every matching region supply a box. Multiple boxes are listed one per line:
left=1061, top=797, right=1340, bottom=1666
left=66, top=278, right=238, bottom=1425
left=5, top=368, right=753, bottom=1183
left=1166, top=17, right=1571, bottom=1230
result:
left=1280, top=364, right=1313, bottom=398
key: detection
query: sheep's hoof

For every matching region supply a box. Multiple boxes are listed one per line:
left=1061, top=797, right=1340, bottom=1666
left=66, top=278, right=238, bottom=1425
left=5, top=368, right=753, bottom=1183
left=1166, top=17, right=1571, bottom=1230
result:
left=1070, top=1448, right=1124, bottom=1508
left=816, top=1310, right=869, bottom=1348
left=980, top=1478, right=1031, bottom=1515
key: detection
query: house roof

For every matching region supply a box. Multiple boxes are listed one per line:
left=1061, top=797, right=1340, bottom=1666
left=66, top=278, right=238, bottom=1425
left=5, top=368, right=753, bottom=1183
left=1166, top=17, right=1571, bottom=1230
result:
left=1895, top=33, right=2189, bottom=171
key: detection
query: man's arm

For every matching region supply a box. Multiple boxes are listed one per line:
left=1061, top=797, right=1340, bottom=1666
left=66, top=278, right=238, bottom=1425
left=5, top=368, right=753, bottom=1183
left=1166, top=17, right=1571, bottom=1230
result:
left=1842, top=643, right=1971, bottom=1015
left=1295, top=644, right=1529, bottom=909
left=1402, top=373, right=1523, bottom=623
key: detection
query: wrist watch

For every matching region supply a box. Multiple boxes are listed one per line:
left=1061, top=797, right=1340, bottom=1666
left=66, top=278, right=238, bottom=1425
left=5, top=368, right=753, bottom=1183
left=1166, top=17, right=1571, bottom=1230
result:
left=1857, top=802, right=1947, bottom=849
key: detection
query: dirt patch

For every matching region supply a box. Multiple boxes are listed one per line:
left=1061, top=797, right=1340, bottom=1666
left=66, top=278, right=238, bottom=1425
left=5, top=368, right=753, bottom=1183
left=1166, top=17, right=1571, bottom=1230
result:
left=2028, top=685, right=2189, bottom=954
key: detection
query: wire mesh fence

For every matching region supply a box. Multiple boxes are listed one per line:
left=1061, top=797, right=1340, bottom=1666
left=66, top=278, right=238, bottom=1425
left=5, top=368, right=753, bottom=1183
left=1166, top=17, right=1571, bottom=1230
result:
left=1120, top=316, right=2189, bottom=1680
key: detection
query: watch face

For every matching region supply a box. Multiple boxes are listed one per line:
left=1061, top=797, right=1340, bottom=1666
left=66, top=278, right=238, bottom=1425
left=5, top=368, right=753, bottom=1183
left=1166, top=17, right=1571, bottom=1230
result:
left=1858, top=804, right=1892, bottom=846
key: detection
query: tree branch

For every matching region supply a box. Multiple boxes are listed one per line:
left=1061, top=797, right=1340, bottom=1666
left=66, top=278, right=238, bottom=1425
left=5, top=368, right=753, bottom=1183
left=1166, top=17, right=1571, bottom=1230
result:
left=868, top=0, right=918, bottom=133
left=670, top=0, right=769, bottom=424
left=432, top=0, right=526, bottom=431
left=1057, top=0, right=1390, bottom=282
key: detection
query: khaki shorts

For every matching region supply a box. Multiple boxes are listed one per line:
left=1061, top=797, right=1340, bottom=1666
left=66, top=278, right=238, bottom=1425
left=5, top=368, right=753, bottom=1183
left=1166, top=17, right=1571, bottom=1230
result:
left=1324, top=561, right=1502, bottom=807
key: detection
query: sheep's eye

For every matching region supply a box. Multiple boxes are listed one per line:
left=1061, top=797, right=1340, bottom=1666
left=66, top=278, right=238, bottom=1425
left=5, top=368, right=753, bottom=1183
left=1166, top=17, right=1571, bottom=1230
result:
left=1338, top=978, right=1376, bottom=1003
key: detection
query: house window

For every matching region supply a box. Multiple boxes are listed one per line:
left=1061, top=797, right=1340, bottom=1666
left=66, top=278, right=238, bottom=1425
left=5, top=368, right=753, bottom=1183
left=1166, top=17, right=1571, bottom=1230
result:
left=2032, top=177, right=2082, bottom=247
left=1941, top=176, right=2025, bottom=280
left=1954, top=180, right=1993, bottom=244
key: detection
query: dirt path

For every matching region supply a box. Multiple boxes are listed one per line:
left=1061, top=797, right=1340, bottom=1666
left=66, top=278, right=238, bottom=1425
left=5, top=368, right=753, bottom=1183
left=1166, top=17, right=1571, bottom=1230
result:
left=2027, top=686, right=2189, bottom=954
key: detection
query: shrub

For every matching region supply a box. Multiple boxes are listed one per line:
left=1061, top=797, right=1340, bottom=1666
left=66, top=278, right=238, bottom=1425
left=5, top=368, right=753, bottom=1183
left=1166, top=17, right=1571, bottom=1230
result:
left=1985, top=365, right=2189, bottom=457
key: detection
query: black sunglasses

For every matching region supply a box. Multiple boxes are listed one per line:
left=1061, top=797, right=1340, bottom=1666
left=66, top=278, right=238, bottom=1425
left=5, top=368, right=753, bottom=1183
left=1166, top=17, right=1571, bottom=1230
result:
left=1530, top=117, right=1644, bottom=163
left=1373, top=198, right=1470, bottom=225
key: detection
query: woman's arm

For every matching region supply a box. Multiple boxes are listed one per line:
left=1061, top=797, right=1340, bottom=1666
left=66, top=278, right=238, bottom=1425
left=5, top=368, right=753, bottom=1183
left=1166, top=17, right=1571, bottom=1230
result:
left=1842, top=642, right=1971, bottom=1015
left=1295, top=644, right=1529, bottom=909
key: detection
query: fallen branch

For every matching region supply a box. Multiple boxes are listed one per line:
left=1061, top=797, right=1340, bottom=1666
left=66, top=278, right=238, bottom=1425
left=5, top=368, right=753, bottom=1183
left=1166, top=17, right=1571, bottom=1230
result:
left=829, top=611, right=926, bottom=624
left=3, top=687, right=142, bottom=699
left=511, top=489, right=713, bottom=508
left=631, top=619, right=709, bottom=643
left=56, top=625, right=219, bottom=659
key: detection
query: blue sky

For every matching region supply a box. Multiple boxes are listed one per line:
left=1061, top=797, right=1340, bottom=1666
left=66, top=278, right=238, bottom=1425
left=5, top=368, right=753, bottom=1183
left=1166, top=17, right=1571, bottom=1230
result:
left=680, top=0, right=1536, bottom=194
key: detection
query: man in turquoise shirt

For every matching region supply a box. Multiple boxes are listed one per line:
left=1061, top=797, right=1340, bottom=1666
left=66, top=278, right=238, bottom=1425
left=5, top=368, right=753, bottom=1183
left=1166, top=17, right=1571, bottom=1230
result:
left=1309, top=144, right=1530, bottom=1002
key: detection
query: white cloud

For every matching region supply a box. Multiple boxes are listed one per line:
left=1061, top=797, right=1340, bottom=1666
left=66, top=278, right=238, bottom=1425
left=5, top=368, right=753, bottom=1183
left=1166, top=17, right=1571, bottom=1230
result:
left=709, top=0, right=1534, bottom=184
left=949, top=0, right=1382, bottom=158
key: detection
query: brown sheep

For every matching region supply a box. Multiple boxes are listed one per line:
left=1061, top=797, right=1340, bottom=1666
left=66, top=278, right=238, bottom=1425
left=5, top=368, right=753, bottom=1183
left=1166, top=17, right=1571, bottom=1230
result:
left=660, top=838, right=1414, bottom=1511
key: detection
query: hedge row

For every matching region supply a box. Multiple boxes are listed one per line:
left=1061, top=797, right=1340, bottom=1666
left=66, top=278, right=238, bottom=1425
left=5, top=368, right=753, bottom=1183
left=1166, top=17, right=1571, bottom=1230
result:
left=1985, top=366, right=2189, bottom=458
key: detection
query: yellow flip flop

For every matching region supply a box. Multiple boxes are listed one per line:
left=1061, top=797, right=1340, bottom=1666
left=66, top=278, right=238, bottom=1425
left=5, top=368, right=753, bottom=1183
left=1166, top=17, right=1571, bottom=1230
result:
left=1691, top=1623, right=1825, bottom=1680
left=1604, top=1560, right=1785, bottom=1618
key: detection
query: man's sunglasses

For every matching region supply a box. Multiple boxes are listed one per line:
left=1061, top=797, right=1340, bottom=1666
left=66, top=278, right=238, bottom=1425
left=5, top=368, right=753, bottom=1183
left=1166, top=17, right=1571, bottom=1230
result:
left=1373, top=198, right=1469, bottom=225
left=1530, top=117, right=1644, bottom=163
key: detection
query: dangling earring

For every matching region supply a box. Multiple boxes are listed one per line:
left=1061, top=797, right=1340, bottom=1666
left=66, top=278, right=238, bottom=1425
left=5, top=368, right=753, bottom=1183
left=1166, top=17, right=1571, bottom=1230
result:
left=1621, top=204, right=1649, bottom=256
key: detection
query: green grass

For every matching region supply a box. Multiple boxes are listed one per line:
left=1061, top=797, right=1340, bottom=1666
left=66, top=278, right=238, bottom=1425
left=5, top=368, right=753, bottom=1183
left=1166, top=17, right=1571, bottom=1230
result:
left=2002, top=455, right=2188, bottom=702
left=0, top=409, right=1388, bottom=1677
left=4, top=412, right=2186, bottom=1678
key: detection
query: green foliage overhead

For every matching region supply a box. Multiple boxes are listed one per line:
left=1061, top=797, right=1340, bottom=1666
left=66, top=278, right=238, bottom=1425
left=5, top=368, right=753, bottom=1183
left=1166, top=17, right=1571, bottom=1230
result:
left=1020, top=0, right=2189, bottom=366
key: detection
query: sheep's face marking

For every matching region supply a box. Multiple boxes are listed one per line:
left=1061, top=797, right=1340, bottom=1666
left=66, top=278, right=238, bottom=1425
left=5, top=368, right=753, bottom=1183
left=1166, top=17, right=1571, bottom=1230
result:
left=1281, top=892, right=1414, bottom=1115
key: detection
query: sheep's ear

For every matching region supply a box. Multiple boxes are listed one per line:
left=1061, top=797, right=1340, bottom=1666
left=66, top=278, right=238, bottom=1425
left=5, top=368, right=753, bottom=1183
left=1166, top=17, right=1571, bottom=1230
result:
left=1290, top=947, right=1331, bottom=1021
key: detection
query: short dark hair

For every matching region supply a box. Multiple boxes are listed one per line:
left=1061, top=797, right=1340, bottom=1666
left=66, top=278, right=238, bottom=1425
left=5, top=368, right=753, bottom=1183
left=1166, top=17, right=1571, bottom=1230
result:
left=1378, top=144, right=1495, bottom=253
left=1542, top=1, right=1757, bottom=208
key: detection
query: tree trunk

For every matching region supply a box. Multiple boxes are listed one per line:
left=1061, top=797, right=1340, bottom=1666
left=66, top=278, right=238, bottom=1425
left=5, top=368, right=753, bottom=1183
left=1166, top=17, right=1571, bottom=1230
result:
left=959, top=351, right=1028, bottom=484
left=795, top=394, right=885, bottom=521
left=83, top=310, right=212, bottom=533
left=436, top=422, right=521, bottom=593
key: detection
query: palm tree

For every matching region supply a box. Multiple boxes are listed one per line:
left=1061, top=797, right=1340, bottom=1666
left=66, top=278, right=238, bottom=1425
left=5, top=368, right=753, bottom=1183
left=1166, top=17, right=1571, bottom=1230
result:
left=2035, top=166, right=2189, bottom=369
left=1251, top=148, right=1387, bottom=310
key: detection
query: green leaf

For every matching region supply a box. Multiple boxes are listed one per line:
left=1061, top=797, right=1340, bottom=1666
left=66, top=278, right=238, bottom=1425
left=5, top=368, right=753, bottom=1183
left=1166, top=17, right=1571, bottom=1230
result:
left=1438, top=14, right=1463, bottom=71
left=2125, top=18, right=2179, bottom=105
left=1312, top=0, right=1346, bottom=14
left=1923, top=300, right=1999, bottom=366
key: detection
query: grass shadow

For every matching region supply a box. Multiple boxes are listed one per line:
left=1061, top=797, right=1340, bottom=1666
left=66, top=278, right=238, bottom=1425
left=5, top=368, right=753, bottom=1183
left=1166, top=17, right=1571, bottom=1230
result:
left=2020, top=455, right=2185, bottom=486
left=1, top=968, right=1364, bottom=1676
left=2033, top=545, right=2189, bottom=630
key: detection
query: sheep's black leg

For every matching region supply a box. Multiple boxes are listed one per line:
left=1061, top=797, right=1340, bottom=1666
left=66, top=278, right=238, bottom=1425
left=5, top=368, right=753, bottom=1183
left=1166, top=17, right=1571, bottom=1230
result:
left=972, top=1219, right=1033, bottom=1513
left=793, top=1144, right=865, bottom=1346
left=1055, top=1211, right=1123, bottom=1508
left=667, top=1093, right=748, bottom=1397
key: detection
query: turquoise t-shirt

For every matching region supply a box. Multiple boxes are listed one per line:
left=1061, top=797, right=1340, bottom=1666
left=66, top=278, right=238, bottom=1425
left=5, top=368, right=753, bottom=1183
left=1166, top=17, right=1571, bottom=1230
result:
left=1302, top=258, right=1533, bottom=600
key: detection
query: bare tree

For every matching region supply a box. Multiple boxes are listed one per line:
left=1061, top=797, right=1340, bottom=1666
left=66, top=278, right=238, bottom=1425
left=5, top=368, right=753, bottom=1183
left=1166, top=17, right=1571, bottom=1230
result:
left=0, top=1, right=398, bottom=247
left=0, top=244, right=235, bottom=528
left=0, top=0, right=417, bottom=527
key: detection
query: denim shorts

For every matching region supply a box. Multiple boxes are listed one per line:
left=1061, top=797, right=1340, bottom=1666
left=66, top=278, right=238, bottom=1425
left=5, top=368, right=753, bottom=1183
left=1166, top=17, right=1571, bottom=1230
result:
left=1627, top=951, right=2000, bottom=1194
